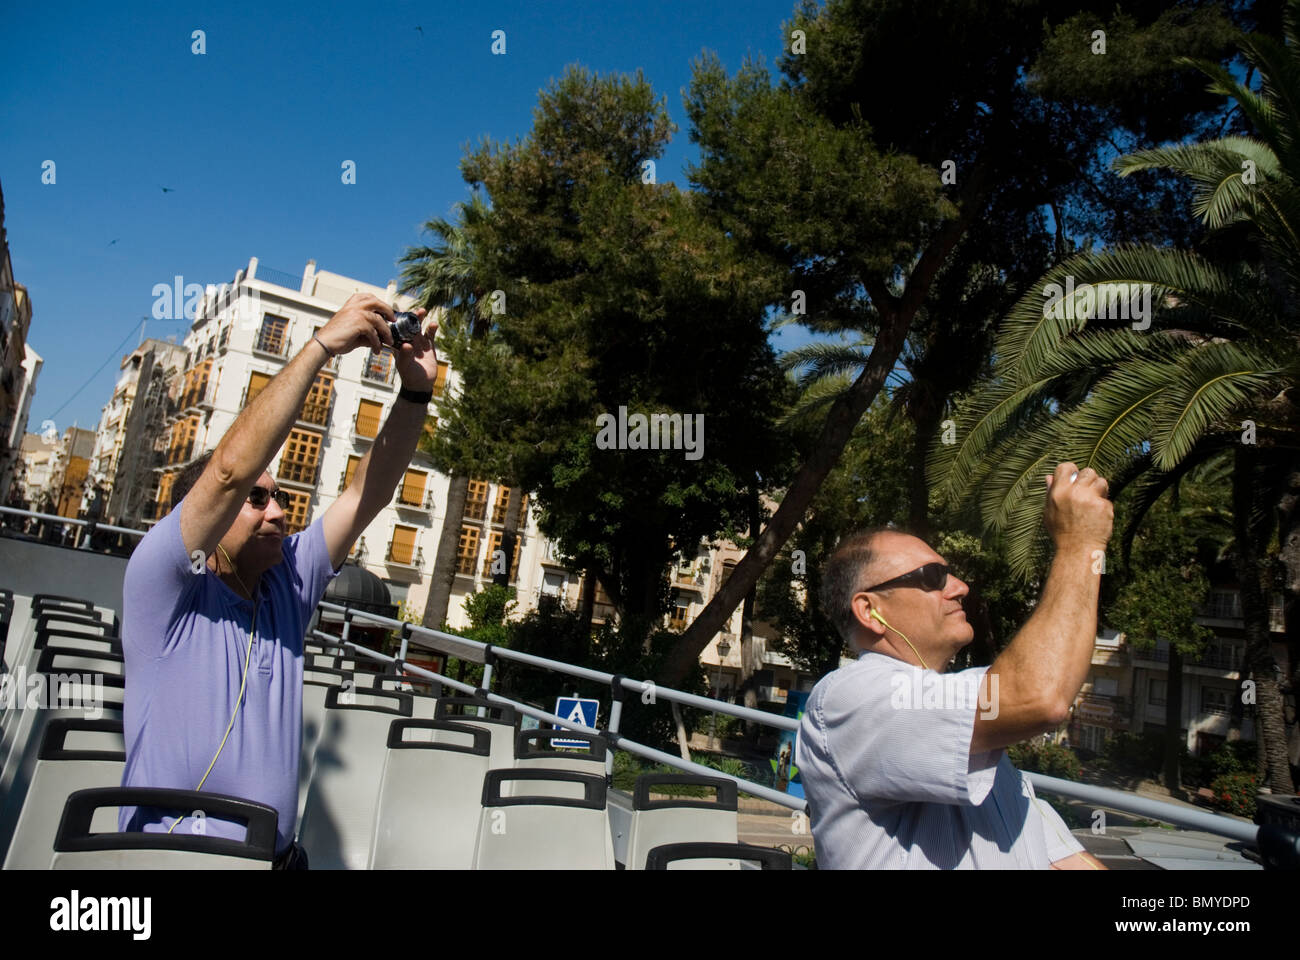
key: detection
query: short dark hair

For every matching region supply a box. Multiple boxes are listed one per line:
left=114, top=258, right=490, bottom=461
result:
left=819, top=525, right=907, bottom=643
left=170, top=450, right=215, bottom=510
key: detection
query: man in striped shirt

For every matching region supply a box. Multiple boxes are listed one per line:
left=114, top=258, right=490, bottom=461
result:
left=796, top=462, right=1111, bottom=869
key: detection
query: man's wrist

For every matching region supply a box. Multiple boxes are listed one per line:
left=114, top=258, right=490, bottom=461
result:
left=397, top=385, right=433, bottom=405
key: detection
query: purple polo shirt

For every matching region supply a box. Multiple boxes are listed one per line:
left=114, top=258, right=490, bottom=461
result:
left=117, top=500, right=340, bottom=855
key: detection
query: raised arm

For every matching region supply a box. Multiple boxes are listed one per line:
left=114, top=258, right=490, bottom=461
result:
left=179, top=293, right=398, bottom=562
left=970, top=462, right=1114, bottom=755
left=321, top=312, right=438, bottom=570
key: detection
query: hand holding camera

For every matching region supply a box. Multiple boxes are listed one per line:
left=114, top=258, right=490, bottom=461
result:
left=1043, top=461, right=1113, bottom=551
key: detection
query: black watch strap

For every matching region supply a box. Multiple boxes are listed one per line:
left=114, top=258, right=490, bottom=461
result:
left=398, top=387, right=433, bottom=405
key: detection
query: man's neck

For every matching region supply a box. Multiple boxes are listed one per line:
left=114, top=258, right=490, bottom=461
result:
left=212, top=551, right=263, bottom=601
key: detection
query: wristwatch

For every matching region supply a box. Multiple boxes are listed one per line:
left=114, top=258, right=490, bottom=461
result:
left=398, top=386, right=433, bottom=404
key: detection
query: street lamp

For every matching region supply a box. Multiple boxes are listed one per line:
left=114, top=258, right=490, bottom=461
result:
left=710, top=635, right=733, bottom=750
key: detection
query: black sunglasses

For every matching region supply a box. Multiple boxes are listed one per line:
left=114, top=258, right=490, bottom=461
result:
left=247, top=486, right=291, bottom=510
left=861, top=562, right=950, bottom=594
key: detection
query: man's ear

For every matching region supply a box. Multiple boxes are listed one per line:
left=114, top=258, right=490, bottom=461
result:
left=851, top=594, right=886, bottom=637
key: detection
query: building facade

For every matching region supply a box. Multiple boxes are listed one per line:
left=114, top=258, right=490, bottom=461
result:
left=87, top=338, right=188, bottom=528
left=0, top=180, right=38, bottom=504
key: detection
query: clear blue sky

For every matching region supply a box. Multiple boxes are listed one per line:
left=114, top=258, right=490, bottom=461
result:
left=1, top=0, right=813, bottom=435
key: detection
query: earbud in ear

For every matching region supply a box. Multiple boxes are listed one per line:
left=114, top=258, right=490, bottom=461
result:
left=870, top=609, right=884, bottom=624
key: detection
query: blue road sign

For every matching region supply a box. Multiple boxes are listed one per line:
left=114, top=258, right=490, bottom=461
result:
left=553, top=696, right=599, bottom=749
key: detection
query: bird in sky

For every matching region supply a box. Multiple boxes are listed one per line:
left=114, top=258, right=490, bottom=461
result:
left=415, top=25, right=423, bottom=36
left=161, top=186, right=174, bottom=193
left=108, top=238, right=119, bottom=246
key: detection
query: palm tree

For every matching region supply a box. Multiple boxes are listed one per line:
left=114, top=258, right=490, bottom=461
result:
left=932, top=10, right=1300, bottom=792
left=398, top=192, right=497, bottom=629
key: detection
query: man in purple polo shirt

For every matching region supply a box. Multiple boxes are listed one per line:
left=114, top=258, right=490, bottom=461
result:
left=118, top=293, right=438, bottom=868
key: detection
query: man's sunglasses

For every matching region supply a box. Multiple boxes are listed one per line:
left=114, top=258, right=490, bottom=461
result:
left=861, top=562, right=950, bottom=594
left=247, top=486, right=291, bottom=510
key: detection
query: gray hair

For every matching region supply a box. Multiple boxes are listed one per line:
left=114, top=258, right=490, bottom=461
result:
left=819, top=526, right=904, bottom=643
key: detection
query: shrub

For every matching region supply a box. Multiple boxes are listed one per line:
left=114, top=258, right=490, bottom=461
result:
left=1008, top=739, right=1082, bottom=781
left=1208, top=772, right=1257, bottom=818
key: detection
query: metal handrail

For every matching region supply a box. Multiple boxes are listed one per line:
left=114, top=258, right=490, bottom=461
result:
left=0, top=505, right=147, bottom=539
left=309, top=600, right=1272, bottom=851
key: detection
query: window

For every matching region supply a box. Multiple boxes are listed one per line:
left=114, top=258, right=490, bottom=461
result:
left=389, top=525, right=418, bottom=564
left=1201, top=686, right=1230, bottom=716
left=456, top=524, right=481, bottom=575
left=1206, top=590, right=1242, bottom=620
left=1093, top=676, right=1118, bottom=697
left=279, top=429, right=322, bottom=486
left=1148, top=678, right=1167, bottom=706
left=245, top=371, right=272, bottom=409
left=464, top=479, right=488, bottom=521
left=669, top=604, right=689, bottom=628
left=256, top=314, right=289, bottom=356
left=492, top=486, right=513, bottom=524
left=167, top=416, right=198, bottom=465
left=480, top=530, right=521, bottom=581
left=218, top=325, right=229, bottom=351
left=283, top=490, right=311, bottom=535
left=182, top=359, right=211, bottom=409
left=1078, top=724, right=1107, bottom=754
left=398, top=469, right=427, bottom=507
left=155, top=471, right=176, bottom=517
left=342, top=454, right=362, bottom=491
left=542, top=571, right=565, bottom=597
left=300, top=372, right=333, bottom=425
left=355, top=399, right=383, bottom=438
left=363, top=350, right=392, bottom=383
left=433, top=360, right=450, bottom=396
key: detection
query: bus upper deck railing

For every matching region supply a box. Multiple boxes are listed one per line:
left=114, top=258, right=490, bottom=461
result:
left=311, top=600, right=1271, bottom=849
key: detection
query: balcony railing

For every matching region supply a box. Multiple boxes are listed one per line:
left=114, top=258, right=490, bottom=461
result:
left=278, top=461, right=319, bottom=487
left=254, top=328, right=290, bottom=358
left=362, top=356, right=394, bottom=385
left=394, top=486, right=432, bottom=512
left=387, top=540, right=423, bottom=568
left=353, top=412, right=382, bottom=440
left=299, top=398, right=331, bottom=427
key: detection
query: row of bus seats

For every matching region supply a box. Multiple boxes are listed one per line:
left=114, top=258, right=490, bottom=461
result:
left=0, top=592, right=792, bottom=869
left=294, top=634, right=790, bottom=869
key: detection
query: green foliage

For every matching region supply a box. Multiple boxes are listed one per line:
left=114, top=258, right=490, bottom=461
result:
left=1101, top=731, right=1186, bottom=779
left=1108, top=494, right=1216, bottom=658
left=497, top=599, right=708, bottom=754
left=1186, top=741, right=1258, bottom=788
left=460, top=584, right=516, bottom=648
left=424, top=63, right=796, bottom=637
left=1007, top=739, right=1082, bottom=781
left=1209, top=771, right=1258, bottom=818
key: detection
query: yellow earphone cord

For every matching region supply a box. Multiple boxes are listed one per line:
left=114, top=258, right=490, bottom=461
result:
left=871, top=606, right=1100, bottom=869
left=166, top=544, right=257, bottom=836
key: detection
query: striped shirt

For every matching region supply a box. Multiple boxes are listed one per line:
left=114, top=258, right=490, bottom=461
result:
left=795, top=650, right=1084, bottom=869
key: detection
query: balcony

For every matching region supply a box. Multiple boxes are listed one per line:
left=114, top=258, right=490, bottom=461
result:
left=1073, top=694, right=1130, bottom=725
left=180, top=384, right=212, bottom=413
left=253, top=328, right=290, bottom=359
left=352, top=411, right=382, bottom=443
left=385, top=541, right=424, bottom=581
left=298, top=398, right=332, bottom=428
left=394, top=486, right=433, bottom=515
left=361, top=355, right=394, bottom=386
left=278, top=461, right=319, bottom=488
